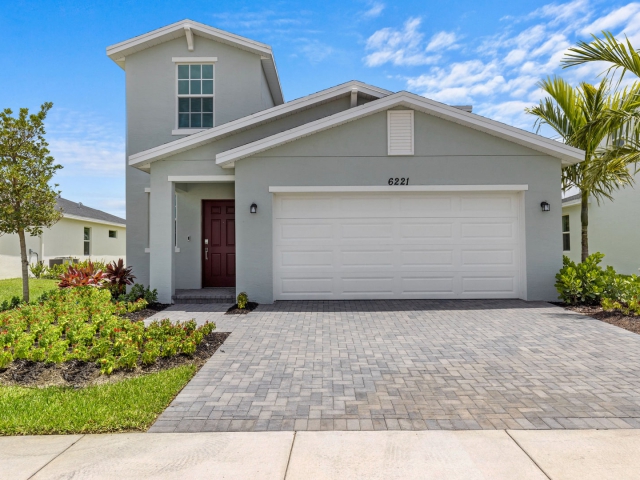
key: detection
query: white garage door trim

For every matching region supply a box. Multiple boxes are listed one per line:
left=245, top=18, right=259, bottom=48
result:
left=272, top=188, right=527, bottom=301
left=269, top=185, right=529, bottom=193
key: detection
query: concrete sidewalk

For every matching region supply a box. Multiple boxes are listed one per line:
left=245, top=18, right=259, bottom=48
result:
left=2, top=430, right=640, bottom=480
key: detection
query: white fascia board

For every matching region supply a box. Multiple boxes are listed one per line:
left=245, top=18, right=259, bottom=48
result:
left=216, top=91, right=585, bottom=167
left=128, top=81, right=392, bottom=169
left=269, top=185, right=529, bottom=193
left=168, top=175, right=235, bottom=183
left=107, top=20, right=272, bottom=65
left=63, top=213, right=126, bottom=228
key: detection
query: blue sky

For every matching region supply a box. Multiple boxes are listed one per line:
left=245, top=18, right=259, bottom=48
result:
left=1, top=0, right=639, bottom=218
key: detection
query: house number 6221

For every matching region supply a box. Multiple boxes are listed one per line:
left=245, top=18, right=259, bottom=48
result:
left=388, top=178, right=409, bottom=185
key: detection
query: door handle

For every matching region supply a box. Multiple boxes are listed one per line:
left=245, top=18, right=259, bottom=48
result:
left=205, top=248, right=208, bottom=260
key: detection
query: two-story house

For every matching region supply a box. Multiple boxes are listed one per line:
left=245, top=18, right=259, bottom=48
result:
left=107, top=19, right=583, bottom=304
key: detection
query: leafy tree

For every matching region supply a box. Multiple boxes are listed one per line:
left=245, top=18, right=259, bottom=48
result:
left=0, top=103, right=62, bottom=302
left=526, top=77, right=640, bottom=261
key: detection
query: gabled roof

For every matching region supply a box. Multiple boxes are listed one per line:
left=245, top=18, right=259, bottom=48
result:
left=128, top=81, right=393, bottom=170
left=216, top=91, right=585, bottom=168
left=106, top=19, right=283, bottom=105
left=56, top=198, right=126, bottom=227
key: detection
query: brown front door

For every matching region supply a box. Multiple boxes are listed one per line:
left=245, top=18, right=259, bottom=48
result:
left=202, top=200, right=235, bottom=287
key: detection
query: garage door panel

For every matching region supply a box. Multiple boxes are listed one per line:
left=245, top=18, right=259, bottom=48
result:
left=280, top=250, right=334, bottom=268
left=460, top=195, right=515, bottom=214
left=341, top=222, right=394, bottom=239
left=279, top=223, right=333, bottom=241
left=341, top=249, right=394, bottom=267
left=461, top=249, right=515, bottom=266
left=400, top=248, right=454, bottom=266
left=460, top=222, right=515, bottom=239
left=341, top=277, right=395, bottom=295
left=401, top=276, right=456, bottom=294
left=400, top=221, right=454, bottom=239
left=280, top=277, right=334, bottom=295
left=273, top=192, right=523, bottom=300
left=462, top=276, right=516, bottom=294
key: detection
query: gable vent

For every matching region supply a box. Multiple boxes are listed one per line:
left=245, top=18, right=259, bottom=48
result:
left=387, top=110, right=414, bottom=155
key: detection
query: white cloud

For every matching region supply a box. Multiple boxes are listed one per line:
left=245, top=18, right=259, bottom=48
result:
left=297, top=39, right=334, bottom=63
left=47, top=109, right=124, bottom=178
left=363, top=2, right=385, bottom=18
left=366, top=1, right=640, bottom=129
left=426, top=31, right=459, bottom=52
left=580, top=2, right=640, bottom=34
left=364, top=18, right=440, bottom=66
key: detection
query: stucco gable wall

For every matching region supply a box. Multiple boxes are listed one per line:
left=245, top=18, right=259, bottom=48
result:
left=126, top=35, right=266, bottom=156
left=258, top=109, right=558, bottom=159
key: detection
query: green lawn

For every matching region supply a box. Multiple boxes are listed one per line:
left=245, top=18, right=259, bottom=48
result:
left=0, top=365, right=196, bottom=435
left=0, top=278, right=58, bottom=304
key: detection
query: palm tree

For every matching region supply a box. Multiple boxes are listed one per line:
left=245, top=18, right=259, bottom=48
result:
left=526, top=77, right=640, bottom=261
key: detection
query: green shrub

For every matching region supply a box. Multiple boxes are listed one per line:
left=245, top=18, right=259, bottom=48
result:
left=29, top=261, right=47, bottom=279
left=117, top=284, right=158, bottom=305
left=555, top=253, right=607, bottom=305
left=237, top=292, right=248, bottom=309
left=0, top=296, right=21, bottom=312
left=0, top=287, right=215, bottom=374
left=43, top=263, right=67, bottom=280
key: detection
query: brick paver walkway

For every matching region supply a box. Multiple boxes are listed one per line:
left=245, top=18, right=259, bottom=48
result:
left=148, top=300, right=640, bottom=432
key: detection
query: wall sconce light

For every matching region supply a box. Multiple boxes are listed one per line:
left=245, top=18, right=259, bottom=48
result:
left=250, top=203, right=257, bottom=214
left=540, top=201, right=550, bottom=212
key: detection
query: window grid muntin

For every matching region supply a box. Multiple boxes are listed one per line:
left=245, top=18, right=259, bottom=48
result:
left=176, top=63, right=214, bottom=129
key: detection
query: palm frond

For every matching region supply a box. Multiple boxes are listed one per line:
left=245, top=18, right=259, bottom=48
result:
left=562, top=31, right=640, bottom=80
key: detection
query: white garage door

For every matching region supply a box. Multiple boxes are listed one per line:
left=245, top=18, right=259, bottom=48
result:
left=273, top=191, right=524, bottom=300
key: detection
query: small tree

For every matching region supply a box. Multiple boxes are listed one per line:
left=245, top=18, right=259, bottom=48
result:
left=0, top=103, right=62, bottom=302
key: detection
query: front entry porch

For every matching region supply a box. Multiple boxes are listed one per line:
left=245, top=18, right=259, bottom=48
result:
left=172, top=288, right=236, bottom=304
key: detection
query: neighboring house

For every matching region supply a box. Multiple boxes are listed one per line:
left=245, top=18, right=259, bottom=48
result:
left=562, top=186, right=640, bottom=274
left=107, top=19, right=583, bottom=304
left=0, top=198, right=126, bottom=280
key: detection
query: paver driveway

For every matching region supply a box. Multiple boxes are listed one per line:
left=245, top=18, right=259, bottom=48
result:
left=148, top=300, right=640, bottom=432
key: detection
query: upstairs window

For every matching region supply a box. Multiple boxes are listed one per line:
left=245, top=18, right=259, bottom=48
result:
left=562, top=215, right=570, bottom=251
left=176, top=63, right=214, bottom=129
left=108, top=230, right=117, bottom=238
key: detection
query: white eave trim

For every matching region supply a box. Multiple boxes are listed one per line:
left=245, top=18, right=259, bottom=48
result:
left=269, top=185, right=529, bottom=193
left=216, top=91, right=584, bottom=167
left=63, top=213, right=126, bottom=228
left=168, top=175, right=235, bottom=183
left=128, top=81, right=392, bottom=169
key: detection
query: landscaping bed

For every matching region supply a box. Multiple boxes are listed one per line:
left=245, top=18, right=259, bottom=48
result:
left=562, top=304, right=640, bottom=335
left=120, top=303, right=170, bottom=322
left=0, top=331, right=229, bottom=388
left=225, top=302, right=259, bottom=315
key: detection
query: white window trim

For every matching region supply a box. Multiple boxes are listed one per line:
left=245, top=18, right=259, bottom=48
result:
left=108, top=229, right=118, bottom=239
left=174, top=62, right=216, bottom=131
left=172, top=57, right=218, bottom=63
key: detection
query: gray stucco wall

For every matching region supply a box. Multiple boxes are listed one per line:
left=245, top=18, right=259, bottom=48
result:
left=234, top=109, right=562, bottom=303
left=124, top=33, right=283, bottom=288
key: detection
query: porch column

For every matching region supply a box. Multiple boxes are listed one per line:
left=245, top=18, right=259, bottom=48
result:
left=149, top=175, right=175, bottom=304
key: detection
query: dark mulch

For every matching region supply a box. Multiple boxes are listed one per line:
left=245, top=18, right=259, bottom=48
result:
left=561, top=304, right=640, bottom=335
left=0, top=332, right=230, bottom=388
left=225, top=302, right=259, bottom=315
left=120, top=303, right=171, bottom=322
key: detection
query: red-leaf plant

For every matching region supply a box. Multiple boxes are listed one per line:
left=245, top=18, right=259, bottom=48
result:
left=58, top=260, right=105, bottom=288
left=104, top=259, right=136, bottom=296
